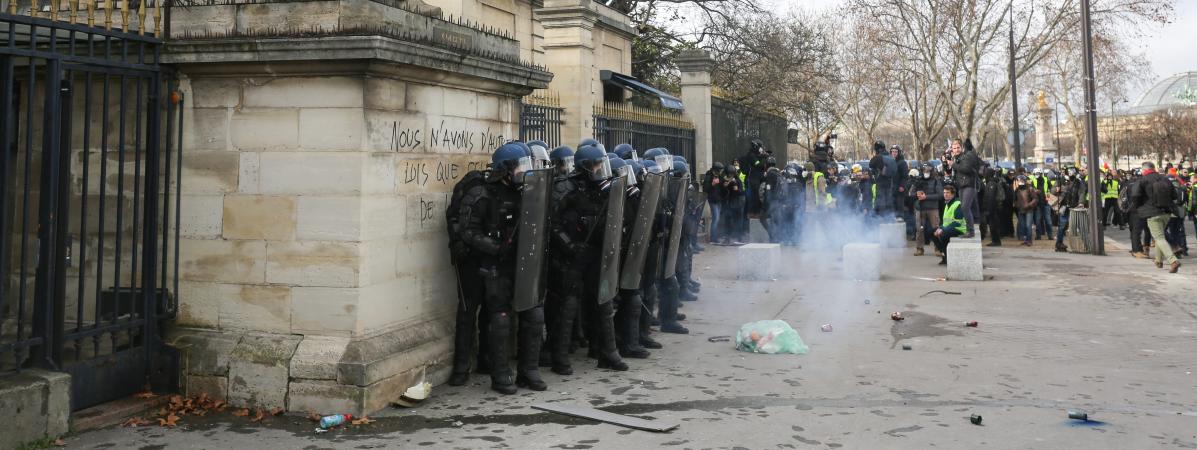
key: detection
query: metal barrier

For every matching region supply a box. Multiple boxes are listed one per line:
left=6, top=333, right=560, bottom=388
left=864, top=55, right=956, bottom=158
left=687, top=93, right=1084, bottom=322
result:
left=1067, top=208, right=1093, bottom=253
left=519, top=90, right=563, bottom=147
left=0, top=6, right=182, bottom=411
left=592, top=102, right=695, bottom=177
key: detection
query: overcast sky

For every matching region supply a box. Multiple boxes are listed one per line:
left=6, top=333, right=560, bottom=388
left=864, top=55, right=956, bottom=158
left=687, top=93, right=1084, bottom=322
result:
left=761, top=0, right=1197, bottom=103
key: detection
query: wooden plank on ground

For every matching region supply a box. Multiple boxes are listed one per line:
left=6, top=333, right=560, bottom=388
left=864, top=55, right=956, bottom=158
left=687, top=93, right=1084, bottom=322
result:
left=531, top=403, right=679, bottom=432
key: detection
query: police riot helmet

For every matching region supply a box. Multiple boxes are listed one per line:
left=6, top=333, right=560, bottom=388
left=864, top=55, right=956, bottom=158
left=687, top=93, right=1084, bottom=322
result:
left=643, top=159, right=662, bottom=174
left=873, top=140, right=887, bottom=154
left=672, top=159, right=689, bottom=177
left=613, top=143, right=637, bottom=160
left=579, top=138, right=601, bottom=149
left=525, top=141, right=550, bottom=168
left=712, top=161, right=725, bottom=173
left=575, top=145, right=612, bottom=181
left=491, top=142, right=533, bottom=182
left=611, top=157, right=638, bottom=187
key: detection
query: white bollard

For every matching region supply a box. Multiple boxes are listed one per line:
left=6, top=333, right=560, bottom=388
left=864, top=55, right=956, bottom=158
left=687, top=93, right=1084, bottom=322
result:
left=738, top=243, right=781, bottom=280
left=879, top=221, right=906, bottom=248
left=947, top=241, right=983, bottom=281
left=842, top=243, right=881, bottom=281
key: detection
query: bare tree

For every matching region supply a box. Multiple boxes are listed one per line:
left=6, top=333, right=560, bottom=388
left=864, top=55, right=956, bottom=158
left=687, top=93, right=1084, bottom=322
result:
left=831, top=18, right=899, bottom=155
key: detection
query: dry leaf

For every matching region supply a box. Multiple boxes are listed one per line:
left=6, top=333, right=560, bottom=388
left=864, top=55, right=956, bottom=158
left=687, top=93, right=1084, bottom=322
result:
left=52, top=438, right=66, bottom=447
left=232, top=408, right=250, bottom=417
left=351, top=416, right=374, bottom=425
left=250, top=410, right=266, bottom=423
left=134, top=391, right=158, bottom=399
left=158, top=414, right=180, bottom=427
left=269, top=407, right=284, bottom=416
left=307, top=412, right=321, bottom=422
left=122, top=417, right=151, bottom=427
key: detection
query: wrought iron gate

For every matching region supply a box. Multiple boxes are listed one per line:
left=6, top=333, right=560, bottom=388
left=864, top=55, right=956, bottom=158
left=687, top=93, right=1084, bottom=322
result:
left=0, top=11, right=182, bottom=411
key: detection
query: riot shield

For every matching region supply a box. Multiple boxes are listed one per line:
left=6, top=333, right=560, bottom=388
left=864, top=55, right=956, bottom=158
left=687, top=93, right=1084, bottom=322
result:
left=619, top=173, right=664, bottom=290
left=597, top=176, right=627, bottom=304
left=662, top=175, right=689, bottom=279
left=513, top=169, right=551, bottom=312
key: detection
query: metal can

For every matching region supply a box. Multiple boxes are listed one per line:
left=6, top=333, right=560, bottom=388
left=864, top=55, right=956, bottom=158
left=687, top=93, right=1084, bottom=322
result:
left=1067, top=410, right=1088, bottom=421
left=965, top=321, right=978, bottom=327
left=970, top=414, right=983, bottom=425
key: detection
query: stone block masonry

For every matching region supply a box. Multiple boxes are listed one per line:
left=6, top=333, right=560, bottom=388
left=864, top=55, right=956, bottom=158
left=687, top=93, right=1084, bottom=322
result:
left=164, top=0, right=550, bottom=416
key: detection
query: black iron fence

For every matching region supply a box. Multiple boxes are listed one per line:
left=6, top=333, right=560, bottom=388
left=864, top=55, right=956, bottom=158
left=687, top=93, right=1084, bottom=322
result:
left=711, top=96, right=789, bottom=167
left=592, top=102, right=695, bottom=177
left=519, top=90, right=563, bottom=147
left=0, top=8, right=182, bottom=411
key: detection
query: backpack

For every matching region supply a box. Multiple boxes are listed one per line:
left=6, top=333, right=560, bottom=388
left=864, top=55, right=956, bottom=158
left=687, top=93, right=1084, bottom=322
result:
left=446, top=169, right=489, bottom=246
left=1147, top=175, right=1178, bottom=212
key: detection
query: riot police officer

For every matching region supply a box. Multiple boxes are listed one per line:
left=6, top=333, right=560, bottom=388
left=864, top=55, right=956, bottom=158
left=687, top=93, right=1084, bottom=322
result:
left=456, top=142, right=548, bottom=394
left=551, top=145, right=629, bottom=371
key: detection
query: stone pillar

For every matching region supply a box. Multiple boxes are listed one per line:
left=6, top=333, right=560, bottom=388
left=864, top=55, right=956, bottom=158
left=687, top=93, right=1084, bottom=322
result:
left=537, top=0, right=600, bottom=148
left=1034, top=94, right=1058, bottom=164
left=677, top=50, right=715, bottom=174
left=164, top=0, right=550, bottom=416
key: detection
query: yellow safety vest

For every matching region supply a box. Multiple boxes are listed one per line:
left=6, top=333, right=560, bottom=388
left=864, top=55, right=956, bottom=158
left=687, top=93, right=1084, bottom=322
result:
left=943, top=199, right=967, bottom=234
left=1102, top=180, right=1119, bottom=200
left=812, top=172, right=833, bottom=206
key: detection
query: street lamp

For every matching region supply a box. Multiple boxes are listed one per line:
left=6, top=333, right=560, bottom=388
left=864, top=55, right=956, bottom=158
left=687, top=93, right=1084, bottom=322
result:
left=1080, top=0, right=1104, bottom=255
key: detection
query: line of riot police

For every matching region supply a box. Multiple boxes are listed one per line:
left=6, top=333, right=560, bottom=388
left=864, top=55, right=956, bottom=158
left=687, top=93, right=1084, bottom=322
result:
left=445, top=139, right=701, bottom=394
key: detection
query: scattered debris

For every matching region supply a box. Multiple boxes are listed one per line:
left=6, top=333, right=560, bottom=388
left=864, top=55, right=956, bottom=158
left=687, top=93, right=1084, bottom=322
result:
left=970, top=414, right=983, bottom=425
left=351, top=416, right=375, bottom=426
left=919, top=290, right=962, bottom=298
left=891, top=312, right=904, bottom=321
left=820, top=324, right=833, bottom=332
left=706, top=336, right=731, bottom=343
left=122, top=417, right=152, bottom=427
left=1067, top=410, right=1089, bottom=421
left=532, top=403, right=679, bottom=432
left=157, top=414, right=181, bottom=427
left=965, top=321, right=978, bottom=327
left=864, top=299, right=871, bottom=304
left=319, top=414, right=353, bottom=429
left=452, top=421, right=464, bottom=428
left=735, top=320, right=809, bottom=354
left=901, top=344, right=912, bottom=351
left=393, top=382, right=433, bottom=408
left=232, top=408, right=250, bottom=417
left=314, top=428, right=330, bottom=434
left=133, top=391, right=158, bottom=399
left=52, top=439, right=66, bottom=447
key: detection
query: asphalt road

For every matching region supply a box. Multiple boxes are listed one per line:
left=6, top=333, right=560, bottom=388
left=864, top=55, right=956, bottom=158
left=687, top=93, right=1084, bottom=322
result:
left=65, top=238, right=1197, bottom=449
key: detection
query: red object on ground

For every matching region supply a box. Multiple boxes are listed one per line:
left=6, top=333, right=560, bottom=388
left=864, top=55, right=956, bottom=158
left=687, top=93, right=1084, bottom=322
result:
left=965, top=321, right=978, bottom=327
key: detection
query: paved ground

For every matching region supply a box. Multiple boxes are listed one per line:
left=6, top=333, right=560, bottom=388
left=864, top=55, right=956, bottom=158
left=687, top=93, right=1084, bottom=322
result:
left=64, top=236, right=1197, bottom=449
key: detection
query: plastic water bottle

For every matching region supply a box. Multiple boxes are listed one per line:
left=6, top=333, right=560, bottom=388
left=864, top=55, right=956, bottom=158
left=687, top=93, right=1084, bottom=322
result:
left=320, top=414, right=353, bottom=429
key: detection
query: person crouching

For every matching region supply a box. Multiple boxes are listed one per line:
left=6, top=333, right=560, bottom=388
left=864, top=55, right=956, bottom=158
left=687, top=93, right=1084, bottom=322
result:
left=932, top=185, right=968, bottom=266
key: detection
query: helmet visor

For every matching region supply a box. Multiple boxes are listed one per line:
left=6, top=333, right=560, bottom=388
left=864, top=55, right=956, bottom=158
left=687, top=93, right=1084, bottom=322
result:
left=512, top=156, right=534, bottom=183
left=619, top=165, right=637, bottom=186
left=592, top=156, right=613, bottom=181
left=559, top=156, right=575, bottom=174
left=530, top=145, right=550, bottom=169
left=654, top=155, right=673, bottom=171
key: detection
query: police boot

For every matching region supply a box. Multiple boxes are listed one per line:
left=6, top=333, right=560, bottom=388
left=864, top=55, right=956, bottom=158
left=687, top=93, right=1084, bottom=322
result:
left=549, top=295, right=578, bottom=375
left=486, top=312, right=517, bottom=395
left=448, top=302, right=478, bottom=386
left=516, top=307, right=548, bottom=391
left=617, top=291, right=650, bottom=359
left=658, top=278, right=690, bottom=334
left=594, top=301, right=629, bottom=371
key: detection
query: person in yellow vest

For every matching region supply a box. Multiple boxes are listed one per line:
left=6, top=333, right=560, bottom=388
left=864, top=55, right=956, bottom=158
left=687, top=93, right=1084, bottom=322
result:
left=807, top=165, right=834, bottom=211
left=931, top=184, right=968, bottom=266
left=1102, top=170, right=1122, bottom=228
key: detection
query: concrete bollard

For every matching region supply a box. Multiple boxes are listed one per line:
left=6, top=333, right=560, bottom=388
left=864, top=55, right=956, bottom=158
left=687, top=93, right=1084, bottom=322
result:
left=737, top=243, right=781, bottom=280
left=748, top=218, right=770, bottom=244
left=879, top=221, right=906, bottom=248
left=842, top=243, right=881, bottom=280
left=947, top=241, right=983, bottom=281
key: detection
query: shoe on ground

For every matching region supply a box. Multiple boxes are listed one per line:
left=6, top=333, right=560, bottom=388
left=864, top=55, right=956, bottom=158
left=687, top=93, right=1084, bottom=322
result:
left=937, top=258, right=947, bottom=266
left=675, top=313, right=687, bottom=321
left=1131, top=251, right=1147, bottom=259
left=1156, top=260, right=1164, bottom=268
left=639, top=336, right=663, bottom=349
left=491, top=381, right=517, bottom=395
left=551, top=364, right=573, bottom=376
left=1171, top=261, right=1182, bottom=273
left=447, top=372, right=469, bottom=386
left=913, top=249, right=925, bottom=256
left=660, top=322, right=689, bottom=334
left=987, top=242, right=1001, bottom=247
left=597, top=356, right=629, bottom=371
left=516, top=373, right=548, bottom=391
left=933, top=251, right=944, bottom=257
left=619, top=347, right=650, bottom=359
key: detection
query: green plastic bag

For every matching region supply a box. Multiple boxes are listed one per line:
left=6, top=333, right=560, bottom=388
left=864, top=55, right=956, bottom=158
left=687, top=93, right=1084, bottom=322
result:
left=735, top=320, right=809, bottom=354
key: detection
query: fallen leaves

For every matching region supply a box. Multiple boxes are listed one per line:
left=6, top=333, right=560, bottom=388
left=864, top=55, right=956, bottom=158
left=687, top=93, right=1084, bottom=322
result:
left=158, top=414, right=180, bottom=427
left=250, top=410, right=267, bottom=423
left=52, top=438, right=66, bottom=447
left=122, top=392, right=272, bottom=430
left=133, top=391, right=158, bottom=399
left=351, top=416, right=375, bottom=426
left=122, top=417, right=152, bottom=427
left=232, top=408, right=250, bottom=417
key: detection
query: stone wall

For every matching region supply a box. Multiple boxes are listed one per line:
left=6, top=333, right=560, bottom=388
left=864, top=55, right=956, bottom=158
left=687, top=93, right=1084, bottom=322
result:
left=163, top=0, right=549, bottom=415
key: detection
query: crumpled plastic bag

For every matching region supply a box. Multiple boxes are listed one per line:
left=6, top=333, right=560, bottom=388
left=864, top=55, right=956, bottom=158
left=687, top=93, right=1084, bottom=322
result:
left=735, top=320, right=809, bottom=354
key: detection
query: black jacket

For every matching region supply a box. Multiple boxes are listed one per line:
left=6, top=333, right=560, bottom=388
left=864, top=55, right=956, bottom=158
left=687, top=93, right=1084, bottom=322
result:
left=1131, top=172, right=1173, bottom=218
left=952, top=151, right=982, bottom=189
left=911, top=177, right=944, bottom=211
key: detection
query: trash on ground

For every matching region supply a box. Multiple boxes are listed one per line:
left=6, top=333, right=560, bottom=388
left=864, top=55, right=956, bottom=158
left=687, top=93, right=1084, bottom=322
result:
left=970, top=414, right=983, bottom=425
left=901, top=344, right=912, bottom=350
left=452, top=421, right=464, bottom=427
left=707, top=336, right=731, bottom=343
left=1067, top=410, right=1089, bottom=421
left=734, top=320, right=810, bottom=354
left=965, top=321, right=979, bottom=327
left=891, top=312, right=904, bottom=321
left=820, top=324, right=833, bottom=332
left=319, top=414, right=352, bottom=429
left=532, top=403, right=679, bottom=432
left=393, top=382, right=432, bottom=408
left=864, top=299, right=871, bottom=304
left=920, top=290, right=962, bottom=297
left=314, top=428, right=329, bottom=434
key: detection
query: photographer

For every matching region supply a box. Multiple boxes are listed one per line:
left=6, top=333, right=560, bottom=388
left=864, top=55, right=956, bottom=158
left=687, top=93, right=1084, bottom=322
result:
left=702, top=162, right=727, bottom=243
left=911, top=163, right=943, bottom=256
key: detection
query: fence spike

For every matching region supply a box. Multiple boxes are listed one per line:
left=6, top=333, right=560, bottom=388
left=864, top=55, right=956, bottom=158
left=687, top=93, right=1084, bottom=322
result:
left=121, top=0, right=129, bottom=31
left=70, top=0, right=78, bottom=23
left=155, top=0, right=162, bottom=36
left=137, top=0, right=145, bottom=35
left=104, top=0, right=113, bottom=29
